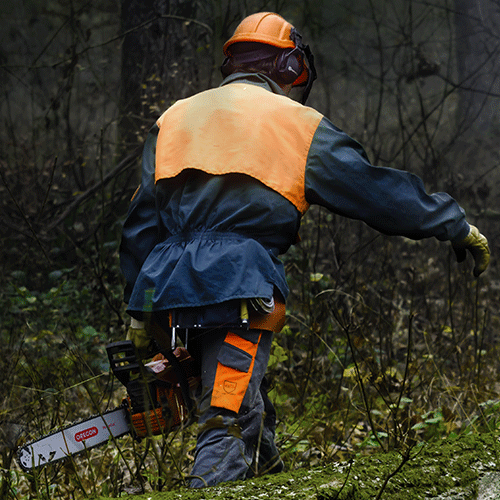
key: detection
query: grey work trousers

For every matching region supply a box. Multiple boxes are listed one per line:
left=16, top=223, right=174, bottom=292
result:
left=187, top=327, right=283, bottom=488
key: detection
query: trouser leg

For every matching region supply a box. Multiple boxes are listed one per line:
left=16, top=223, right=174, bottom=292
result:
left=246, top=377, right=284, bottom=477
left=188, top=327, right=275, bottom=488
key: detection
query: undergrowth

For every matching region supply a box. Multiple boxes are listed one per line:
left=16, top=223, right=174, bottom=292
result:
left=1, top=207, right=499, bottom=499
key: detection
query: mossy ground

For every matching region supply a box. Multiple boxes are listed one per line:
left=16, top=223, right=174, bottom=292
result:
left=92, top=431, right=500, bottom=500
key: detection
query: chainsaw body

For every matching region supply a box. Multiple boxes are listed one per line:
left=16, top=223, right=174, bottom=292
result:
left=107, top=341, right=200, bottom=438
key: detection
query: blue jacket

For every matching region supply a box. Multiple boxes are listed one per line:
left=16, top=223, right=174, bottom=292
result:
left=120, top=73, right=469, bottom=316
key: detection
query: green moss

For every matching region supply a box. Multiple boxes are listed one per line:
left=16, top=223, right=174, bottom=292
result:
left=91, top=431, right=500, bottom=500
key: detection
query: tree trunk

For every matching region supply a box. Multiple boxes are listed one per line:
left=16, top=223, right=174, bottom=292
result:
left=454, top=0, right=500, bottom=131
left=118, top=0, right=211, bottom=157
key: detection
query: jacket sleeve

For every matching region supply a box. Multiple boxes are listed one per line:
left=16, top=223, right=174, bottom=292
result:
left=119, top=124, right=161, bottom=304
left=304, top=117, right=470, bottom=243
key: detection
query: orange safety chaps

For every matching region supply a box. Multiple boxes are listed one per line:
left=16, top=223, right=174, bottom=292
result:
left=210, top=298, right=285, bottom=413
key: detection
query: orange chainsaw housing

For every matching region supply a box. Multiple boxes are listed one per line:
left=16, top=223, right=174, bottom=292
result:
left=126, top=347, right=200, bottom=438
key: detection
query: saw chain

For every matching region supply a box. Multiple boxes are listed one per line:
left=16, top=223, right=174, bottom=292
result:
left=17, top=341, right=200, bottom=471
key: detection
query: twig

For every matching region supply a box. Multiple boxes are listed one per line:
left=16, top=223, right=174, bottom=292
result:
left=374, top=444, right=423, bottom=500
left=392, top=313, right=414, bottom=441
left=320, top=458, right=354, bottom=499
left=37, top=156, right=58, bottom=224
left=16, top=15, right=213, bottom=71
left=45, top=148, right=140, bottom=233
left=331, top=305, right=387, bottom=452
left=0, top=163, right=52, bottom=265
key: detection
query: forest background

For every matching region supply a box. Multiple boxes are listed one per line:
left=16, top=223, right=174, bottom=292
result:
left=1, top=0, right=500, bottom=498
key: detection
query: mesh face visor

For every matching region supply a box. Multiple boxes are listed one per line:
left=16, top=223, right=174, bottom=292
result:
left=289, top=28, right=317, bottom=104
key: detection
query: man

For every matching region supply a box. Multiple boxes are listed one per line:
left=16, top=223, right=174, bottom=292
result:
left=119, top=12, right=490, bottom=488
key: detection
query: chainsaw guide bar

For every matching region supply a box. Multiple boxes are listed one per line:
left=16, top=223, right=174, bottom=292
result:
left=16, top=340, right=199, bottom=472
left=17, top=406, right=131, bottom=472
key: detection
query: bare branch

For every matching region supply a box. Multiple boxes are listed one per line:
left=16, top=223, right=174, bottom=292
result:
left=45, top=148, right=141, bottom=233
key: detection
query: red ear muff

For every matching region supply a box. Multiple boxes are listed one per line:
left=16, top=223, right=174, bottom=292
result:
left=274, top=48, right=303, bottom=84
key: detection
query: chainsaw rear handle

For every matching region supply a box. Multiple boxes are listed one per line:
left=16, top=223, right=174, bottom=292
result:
left=106, top=340, right=144, bottom=387
left=106, top=340, right=196, bottom=412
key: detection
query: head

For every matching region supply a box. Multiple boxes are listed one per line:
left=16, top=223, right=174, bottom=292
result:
left=221, top=12, right=317, bottom=104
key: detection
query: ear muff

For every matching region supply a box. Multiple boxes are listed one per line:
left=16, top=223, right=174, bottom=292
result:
left=220, top=56, right=235, bottom=78
left=274, top=48, right=304, bottom=84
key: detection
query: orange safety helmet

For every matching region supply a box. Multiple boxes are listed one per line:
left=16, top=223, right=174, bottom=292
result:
left=223, top=12, right=296, bottom=53
left=222, top=12, right=316, bottom=103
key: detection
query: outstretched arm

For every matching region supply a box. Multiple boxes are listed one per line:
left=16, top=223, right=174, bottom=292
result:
left=304, top=118, right=490, bottom=275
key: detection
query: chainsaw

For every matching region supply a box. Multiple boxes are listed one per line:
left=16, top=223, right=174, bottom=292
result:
left=17, top=340, right=200, bottom=472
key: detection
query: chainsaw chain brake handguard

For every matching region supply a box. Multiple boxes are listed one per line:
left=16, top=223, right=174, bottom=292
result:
left=106, top=340, right=200, bottom=438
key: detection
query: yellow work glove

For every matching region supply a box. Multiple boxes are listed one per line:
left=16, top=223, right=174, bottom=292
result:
left=126, top=318, right=153, bottom=359
left=452, top=225, right=490, bottom=277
